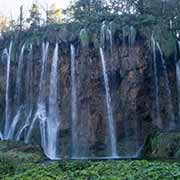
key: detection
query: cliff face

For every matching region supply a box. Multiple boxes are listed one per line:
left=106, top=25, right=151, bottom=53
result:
left=0, top=36, right=178, bottom=159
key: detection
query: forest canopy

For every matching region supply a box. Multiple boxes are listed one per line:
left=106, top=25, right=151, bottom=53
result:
left=0, top=0, right=179, bottom=32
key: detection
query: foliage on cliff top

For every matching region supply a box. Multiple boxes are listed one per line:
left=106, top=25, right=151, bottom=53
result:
left=0, top=0, right=180, bottom=58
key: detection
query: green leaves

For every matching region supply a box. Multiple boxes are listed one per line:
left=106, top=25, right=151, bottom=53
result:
left=3, top=160, right=180, bottom=180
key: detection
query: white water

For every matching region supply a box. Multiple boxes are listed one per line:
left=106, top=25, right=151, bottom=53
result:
left=0, top=131, right=3, bottom=140
left=46, top=43, right=60, bottom=159
left=170, top=20, right=173, bottom=29
left=15, top=44, right=25, bottom=106
left=25, top=110, right=39, bottom=144
left=4, top=41, right=13, bottom=138
left=100, top=47, right=117, bottom=157
left=25, top=42, right=49, bottom=144
left=16, top=44, right=33, bottom=141
left=5, top=44, right=26, bottom=140
left=39, top=42, right=49, bottom=103
left=151, top=36, right=162, bottom=128
left=107, top=28, right=113, bottom=58
left=176, top=61, right=180, bottom=125
left=16, top=109, right=32, bottom=141
left=177, top=41, right=180, bottom=125
left=71, top=44, right=78, bottom=158
left=129, top=26, right=136, bottom=47
left=100, top=21, right=106, bottom=48
left=157, top=42, right=175, bottom=129
left=7, top=107, right=22, bottom=139
left=37, top=42, right=49, bottom=153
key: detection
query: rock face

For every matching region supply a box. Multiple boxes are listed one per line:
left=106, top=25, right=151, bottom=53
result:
left=0, top=34, right=178, bottom=159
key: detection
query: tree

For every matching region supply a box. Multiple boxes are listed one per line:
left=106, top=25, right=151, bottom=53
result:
left=19, top=5, right=23, bottom=31
left=27, top=3, right=41, bottom=29
left=47, top=3, right=63, bottom=24
left=68, top=0, right=106, bottom=23
left=0, top=15, right=10, bottom=33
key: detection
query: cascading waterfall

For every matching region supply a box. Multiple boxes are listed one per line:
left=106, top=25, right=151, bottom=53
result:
left=4, top=41, right=13, bottom=138
left=46, top=43, right=60, bottom=159
left=129, top=26, right=136, bottom=47
left=0, top=132, right=3, bottom=140
left=157, top=42, right=175, bottom=129
left=6, top=44, right=26, bottom=139
left=151, top=36, right=162, bottom=128
left=100, top=47, right=118, bottom=157
left=36, top=42, right=49, bottom=154
left=100, top=21, right=107, bottom=49
left=25, top=42, right=49, bottom=144
left=71, top=44, right=78, bottom=158
left=170, top=20, right=173, bottom=29
left=2, top=26, right=177, bottom=160
left=100, top=21, right=117, bottom=157
left=176, top=41, right=180, bottom=125
left=7, top=108, right=22, bottom=139
left=16, top=44, right=33, bottom=141
left=14, top=44, right=25, bottom=106
left=176, top=60, right=180, bottom=125
left=107, top=28, right=113, bottom=59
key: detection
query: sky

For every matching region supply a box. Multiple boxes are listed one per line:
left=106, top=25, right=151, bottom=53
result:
left=0, top=0, right=71, bottom=19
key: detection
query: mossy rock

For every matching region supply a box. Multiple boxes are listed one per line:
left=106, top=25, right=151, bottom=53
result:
left=0, top=141, right=44, bottom=163
left=143, top=132, right=180, bottom=159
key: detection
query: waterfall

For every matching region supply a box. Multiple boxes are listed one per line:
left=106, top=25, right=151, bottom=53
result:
left=176, top=61, right=180, bottom=125
left=129, top=26, right=136, bottom=47
left=25, top=42, right=49, bottom=144
left=38, top=42, right=49, bottom=104
left=100, top=48, right=117, bottom=157
left=4, top=41, right=13, bottom=138
left=0, top=132, right=3, bottom=140
left=176, top=41, right=180, bottom=126
left=107, top=28, right=113, bottom=59
left=6, top=44, right=25, bottom=140
left=157, top=42, right=175, bottom=129
left=16, top=44, right=33, bottom=141
left=170, top=20, right=173, bottom=29
left=38, top=42, right=49, bottom=153
left=46, top=43, right=60, bottom=159
left=7, top=107, right=22, bottom=139
left=151, top=36, right=162, bottom=128
left=15, top=44, right=25, bottom=106
left=100, top=21, right=107, bottom=49
left=71, top=44, right=78, bottom=158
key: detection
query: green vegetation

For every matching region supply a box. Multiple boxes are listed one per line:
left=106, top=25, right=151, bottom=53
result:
left=0, top=141, right=44, bottom=163
left=0, top=140, right=180, bottom=179
left=0, top=141, right=44, bottom=179
left=0, top=0, right=180, bottom=58
left=2, top=160, right=180, bottom=180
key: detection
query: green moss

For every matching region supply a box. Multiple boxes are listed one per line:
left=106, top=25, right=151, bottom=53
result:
left=79, top=28, right=89, bottom=47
